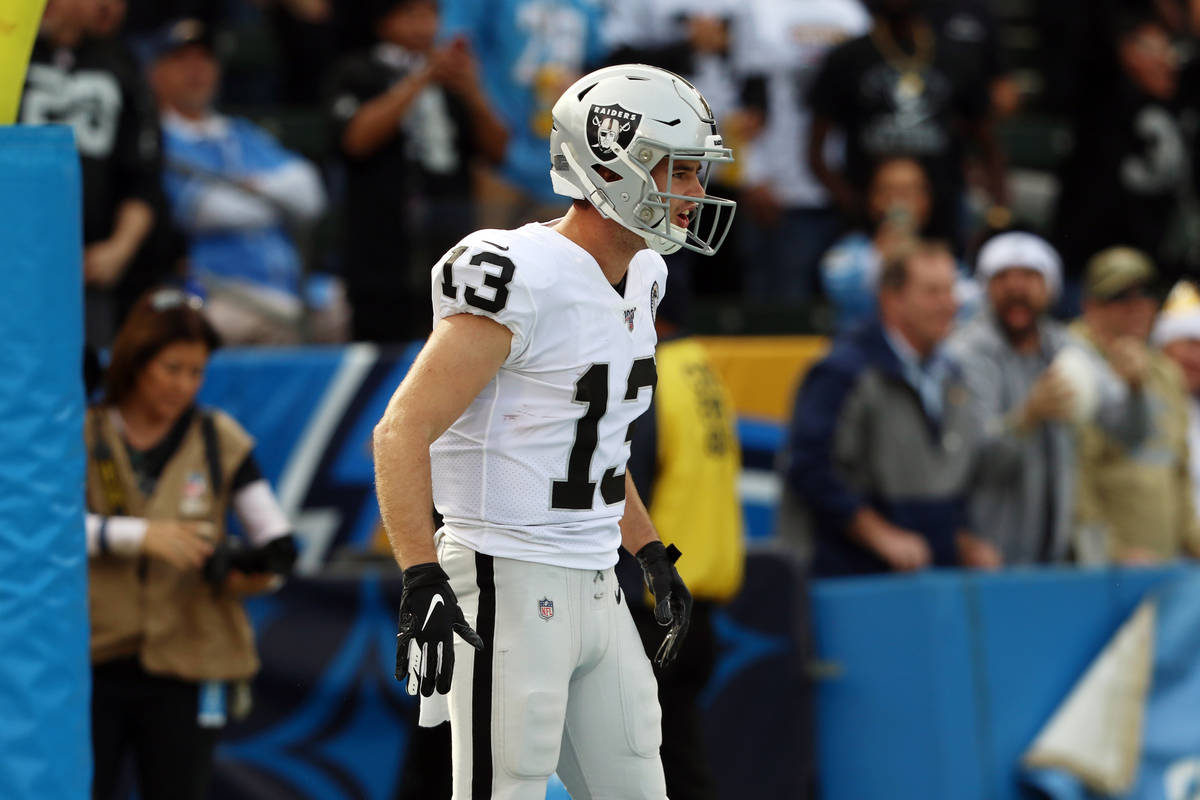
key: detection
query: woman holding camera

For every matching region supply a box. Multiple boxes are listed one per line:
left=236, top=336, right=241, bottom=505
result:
left=84, top=289, right=297, bottom=800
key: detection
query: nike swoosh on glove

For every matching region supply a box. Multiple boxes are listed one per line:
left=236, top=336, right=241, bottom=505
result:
left=635, top=541, right=693, bottom=668
left=395, top=562, right=484, bottom=697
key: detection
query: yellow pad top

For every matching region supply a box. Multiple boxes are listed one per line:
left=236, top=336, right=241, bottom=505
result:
left=0, top=0, right=49, bottom=124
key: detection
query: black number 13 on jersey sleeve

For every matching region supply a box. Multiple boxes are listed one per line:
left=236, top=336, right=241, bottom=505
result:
left=441, top=247, right=515, bottom=313
left=551, top=357, right=656, bottom=510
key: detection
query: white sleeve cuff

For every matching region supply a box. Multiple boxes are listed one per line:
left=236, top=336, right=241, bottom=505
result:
left=85, top=514, right=147, bottom=557
left=232, top=480, right=292, bottom=547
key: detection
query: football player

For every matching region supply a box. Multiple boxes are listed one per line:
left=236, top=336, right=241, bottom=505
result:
left=373, top=64, right=736, bottom=798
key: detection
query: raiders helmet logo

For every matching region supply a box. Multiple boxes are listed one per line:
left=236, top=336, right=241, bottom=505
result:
left=650, top=281, right=660, bottom=321
left=588, top=103, right=641, bottom=162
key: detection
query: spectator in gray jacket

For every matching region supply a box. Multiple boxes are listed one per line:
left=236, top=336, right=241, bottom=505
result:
left=784, top=240, right=1000, bottom=577
left=947, top=232, right=1150, bottom=564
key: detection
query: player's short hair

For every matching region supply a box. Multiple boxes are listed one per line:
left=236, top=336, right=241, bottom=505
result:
left=878, top=240, right=954, bottom=293
left=104, top=287, right=221, bottom=406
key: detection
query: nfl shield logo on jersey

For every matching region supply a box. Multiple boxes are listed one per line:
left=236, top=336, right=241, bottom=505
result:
left=588, top=104, right=641, bottom=161
left=624, top=307, right=636, bottom=331
left=538, top=598, right=554, bottom=621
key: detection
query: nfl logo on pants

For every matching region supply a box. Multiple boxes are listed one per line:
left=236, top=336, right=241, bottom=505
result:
left=538, top=598, right=554, bottom=621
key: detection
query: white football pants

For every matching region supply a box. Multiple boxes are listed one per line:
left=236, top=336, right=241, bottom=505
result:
left=436, top=534, right=667, bottom=800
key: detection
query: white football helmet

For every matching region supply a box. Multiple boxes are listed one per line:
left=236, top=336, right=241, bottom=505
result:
left=549, top=64, right=736, bottom=256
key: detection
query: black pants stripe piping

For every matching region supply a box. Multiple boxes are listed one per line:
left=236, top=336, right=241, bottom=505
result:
left=472, top=552, right=496, bottom=799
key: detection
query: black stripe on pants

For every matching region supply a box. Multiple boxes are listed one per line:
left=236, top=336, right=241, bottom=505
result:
left=472, top=553, right=496, bottom=800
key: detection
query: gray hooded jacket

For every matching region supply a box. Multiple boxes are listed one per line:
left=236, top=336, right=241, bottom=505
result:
left=946, top=313, right=1148, bottom=564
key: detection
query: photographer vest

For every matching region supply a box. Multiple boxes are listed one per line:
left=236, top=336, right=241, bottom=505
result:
left=85, top=405, right=259, bottom=682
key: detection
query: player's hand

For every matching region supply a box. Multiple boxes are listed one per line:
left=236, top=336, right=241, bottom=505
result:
left=142, top=520, right=215, bottom=570
left=635, top=541, right=693, bottom=669
left=395, top=562, right=484, bottom=697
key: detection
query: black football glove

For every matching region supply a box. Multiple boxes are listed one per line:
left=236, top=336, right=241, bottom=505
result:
left=395, top=562, right=484, bottom=697
left=635, top=541, right=693, bottom=669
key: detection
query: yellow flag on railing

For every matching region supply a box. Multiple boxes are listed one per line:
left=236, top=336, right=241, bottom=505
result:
left=0, top=0, right=47, bottom=124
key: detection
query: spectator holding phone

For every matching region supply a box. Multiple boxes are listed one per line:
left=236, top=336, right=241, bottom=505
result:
left=820, top=157, right=980, bottom=331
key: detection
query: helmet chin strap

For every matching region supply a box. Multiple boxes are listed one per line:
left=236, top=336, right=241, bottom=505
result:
left=559, top=141, right=683, bottom=255
left=642, top=227, right=683, bottom=255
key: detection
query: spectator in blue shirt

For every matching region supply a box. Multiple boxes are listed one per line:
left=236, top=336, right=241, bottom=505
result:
left=150, top=19, right=334, bottom=345
left=439, top=0, right=608, bottom=228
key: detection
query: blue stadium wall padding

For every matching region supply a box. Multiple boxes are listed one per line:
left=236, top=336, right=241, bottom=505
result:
left=0, top=126, right=89, bottom=798
left=811, top=573, right=986, bottom=799
left=810, top=565, right=1192, bottom=800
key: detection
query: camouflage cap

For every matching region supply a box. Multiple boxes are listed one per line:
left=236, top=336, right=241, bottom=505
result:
left=1084, top=246, right=1157, bottom=300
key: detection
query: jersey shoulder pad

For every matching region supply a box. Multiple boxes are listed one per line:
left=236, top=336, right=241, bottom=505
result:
left=468, top=227, right=561, bottom=288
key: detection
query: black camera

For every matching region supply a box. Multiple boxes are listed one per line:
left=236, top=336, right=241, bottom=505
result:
left=202, top=535, right=298, bottom=585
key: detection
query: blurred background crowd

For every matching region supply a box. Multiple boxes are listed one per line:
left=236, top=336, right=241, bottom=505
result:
left=23, top=0, right=1200, bottom=348
left=23, top=0, right=1200, bottom=572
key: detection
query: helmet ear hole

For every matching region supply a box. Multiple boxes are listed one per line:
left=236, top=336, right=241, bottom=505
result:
left=593, top=164, right=622, bottom=183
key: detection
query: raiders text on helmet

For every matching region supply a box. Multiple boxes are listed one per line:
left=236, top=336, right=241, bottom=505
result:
left=549, top=64, right=737, bottom=256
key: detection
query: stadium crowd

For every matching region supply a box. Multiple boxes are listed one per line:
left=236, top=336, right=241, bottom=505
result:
left=22, top=0, right=1200, bottom=346
left=24, top=0, right=1200, bottom=568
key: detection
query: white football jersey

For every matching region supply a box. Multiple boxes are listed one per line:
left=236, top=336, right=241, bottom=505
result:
left=429, top=222, right=667, bottom=570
